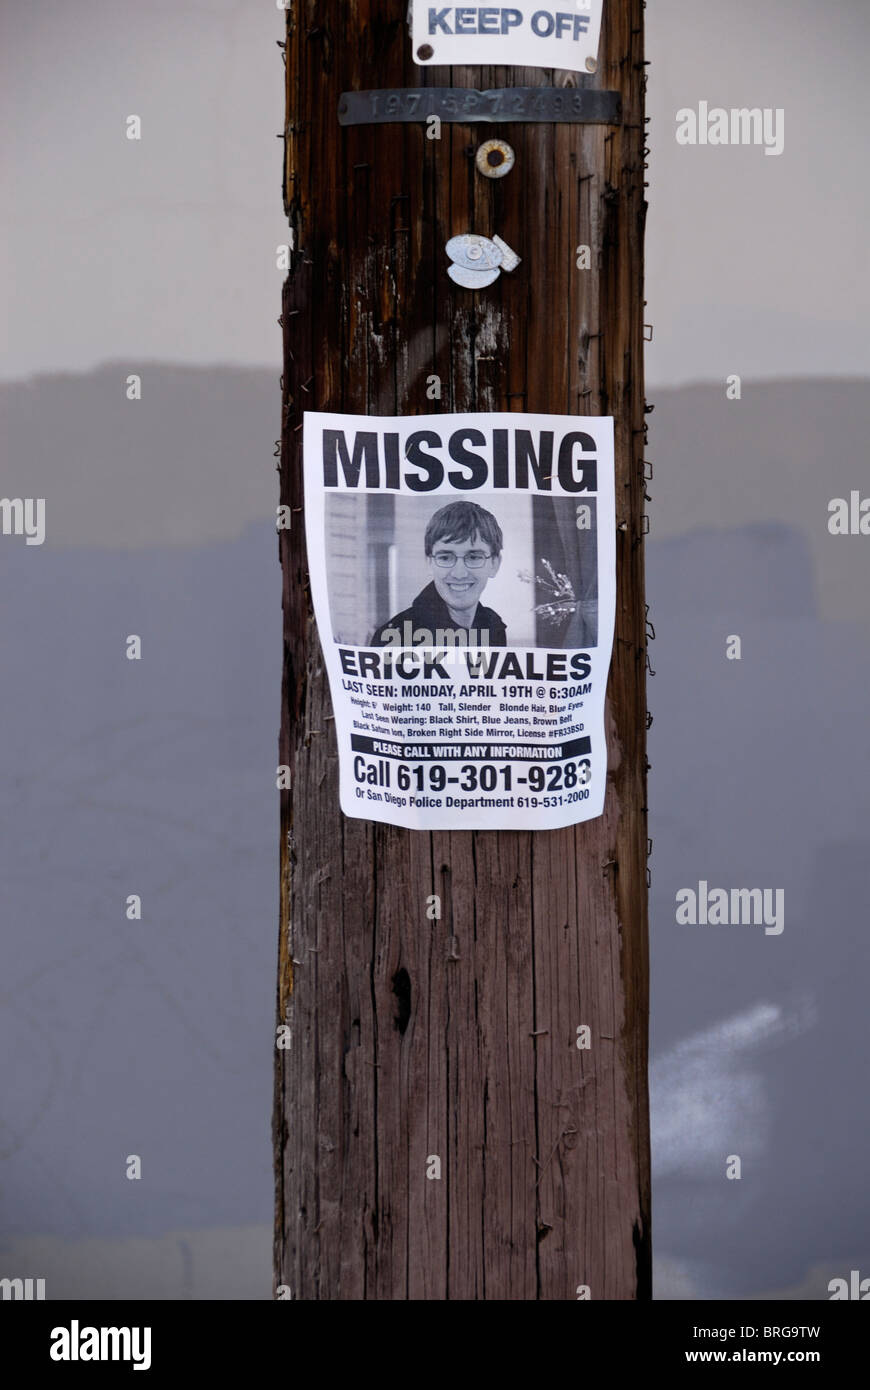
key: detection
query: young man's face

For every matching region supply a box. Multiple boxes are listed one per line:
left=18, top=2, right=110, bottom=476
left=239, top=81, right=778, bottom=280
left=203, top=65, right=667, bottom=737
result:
left=427, top=531, right=501, bottom=617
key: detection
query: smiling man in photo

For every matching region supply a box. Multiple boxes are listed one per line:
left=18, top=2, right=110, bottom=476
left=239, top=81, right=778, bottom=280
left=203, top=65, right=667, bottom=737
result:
left=371, top=500, right=507, bottom=648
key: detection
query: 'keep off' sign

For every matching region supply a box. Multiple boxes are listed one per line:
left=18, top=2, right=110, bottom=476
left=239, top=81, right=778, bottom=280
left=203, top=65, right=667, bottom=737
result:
left=412, top=1, right=604, bottom=73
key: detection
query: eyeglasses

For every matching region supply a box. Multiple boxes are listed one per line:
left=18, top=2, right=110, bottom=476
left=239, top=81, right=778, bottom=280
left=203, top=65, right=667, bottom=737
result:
left=431, top=550, right=493, bottom=569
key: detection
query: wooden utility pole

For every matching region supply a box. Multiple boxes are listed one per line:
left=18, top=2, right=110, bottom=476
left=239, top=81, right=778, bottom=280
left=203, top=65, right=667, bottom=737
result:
left=275, top=0, right=650, bottom=1299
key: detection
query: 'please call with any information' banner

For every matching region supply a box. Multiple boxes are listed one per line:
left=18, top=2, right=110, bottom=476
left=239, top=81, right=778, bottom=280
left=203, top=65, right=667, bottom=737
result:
left=303, top=410, right=615, bottom=831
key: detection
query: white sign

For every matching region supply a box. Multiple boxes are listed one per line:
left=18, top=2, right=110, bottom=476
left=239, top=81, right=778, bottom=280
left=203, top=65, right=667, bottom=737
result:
left=411, top=2, right=603, bottom=73
left=304, top=410, right=615, bottom=832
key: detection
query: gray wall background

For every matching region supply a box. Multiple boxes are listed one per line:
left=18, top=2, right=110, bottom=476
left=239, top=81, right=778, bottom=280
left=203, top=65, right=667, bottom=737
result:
left=1, top=0, right=868, bottom=1298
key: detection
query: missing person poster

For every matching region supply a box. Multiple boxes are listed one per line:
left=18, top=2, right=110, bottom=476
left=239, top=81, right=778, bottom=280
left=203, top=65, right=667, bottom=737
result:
left=303, top=410, right=615, bottom=831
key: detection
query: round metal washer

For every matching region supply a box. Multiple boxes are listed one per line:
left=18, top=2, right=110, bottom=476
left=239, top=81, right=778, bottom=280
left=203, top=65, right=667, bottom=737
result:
left=475, top=139, right=515, bottom=180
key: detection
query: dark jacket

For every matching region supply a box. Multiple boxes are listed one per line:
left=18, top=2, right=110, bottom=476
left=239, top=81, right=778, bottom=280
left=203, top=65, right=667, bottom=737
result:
left=370, top=581, right=507, bottom=647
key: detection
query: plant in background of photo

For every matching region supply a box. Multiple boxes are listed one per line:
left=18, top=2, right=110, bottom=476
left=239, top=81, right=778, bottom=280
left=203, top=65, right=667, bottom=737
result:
left=518, top=558, right=578, bottom=624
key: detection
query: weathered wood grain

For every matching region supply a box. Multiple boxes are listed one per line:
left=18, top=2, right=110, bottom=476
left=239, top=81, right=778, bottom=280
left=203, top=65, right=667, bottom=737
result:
left=275, top=0, right=650, bottom=1300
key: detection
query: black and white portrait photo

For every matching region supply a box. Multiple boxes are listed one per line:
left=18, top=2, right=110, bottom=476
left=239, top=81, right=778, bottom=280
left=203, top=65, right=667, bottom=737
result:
left=322, top=491, right=599, bottom=649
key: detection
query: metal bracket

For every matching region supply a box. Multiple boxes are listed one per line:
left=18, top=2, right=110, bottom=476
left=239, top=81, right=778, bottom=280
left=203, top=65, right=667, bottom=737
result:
left=338, top=87, right=621, bottom=126
left=445, top=233, right=520, bottom=288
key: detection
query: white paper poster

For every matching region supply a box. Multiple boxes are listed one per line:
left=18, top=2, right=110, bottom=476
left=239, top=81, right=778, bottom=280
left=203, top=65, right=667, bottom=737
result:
left=411, top=2, right=604, bottom=74
left=303, top=410, right=615, bottom=831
